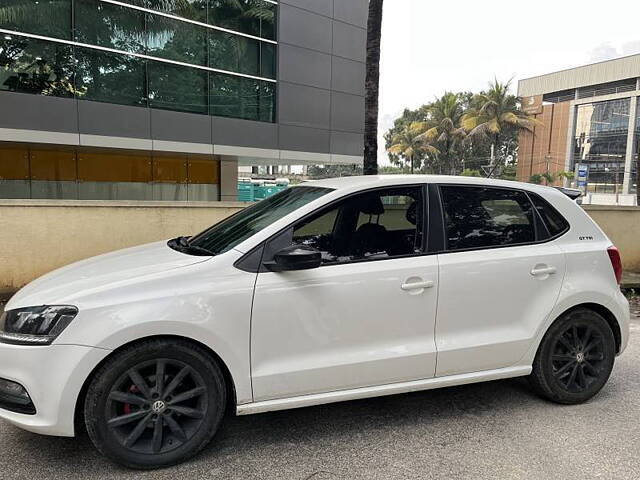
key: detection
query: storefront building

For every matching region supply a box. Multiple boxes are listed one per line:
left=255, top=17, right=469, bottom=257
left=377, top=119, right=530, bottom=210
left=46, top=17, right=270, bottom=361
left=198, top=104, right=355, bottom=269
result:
left=518, top=55, right=640, bottom=204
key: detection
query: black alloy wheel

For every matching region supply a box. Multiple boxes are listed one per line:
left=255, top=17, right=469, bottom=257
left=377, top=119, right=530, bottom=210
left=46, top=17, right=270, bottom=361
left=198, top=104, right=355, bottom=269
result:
left=529, top=308, right=616, bottom=404
left=85, top=339, right=226, bottom=469
left=550, top=324, right=606, bottom=393
left=106, top=359, right=208, bottom=455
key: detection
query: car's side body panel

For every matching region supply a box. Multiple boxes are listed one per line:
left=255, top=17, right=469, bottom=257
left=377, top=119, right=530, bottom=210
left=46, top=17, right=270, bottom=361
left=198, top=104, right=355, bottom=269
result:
left=435, top=243, right=567, bottom=376
left=250, top=255, right=440, bottom=401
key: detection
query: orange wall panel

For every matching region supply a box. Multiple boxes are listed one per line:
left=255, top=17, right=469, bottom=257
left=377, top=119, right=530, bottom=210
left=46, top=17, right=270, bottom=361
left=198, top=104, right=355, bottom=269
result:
left=188, top=157, right=220, bottom=185
left=29, top=149, right=77, bottom=181
left=77, top=152, right=152, bottom=183
left=0, top=146, right=29, bottom=180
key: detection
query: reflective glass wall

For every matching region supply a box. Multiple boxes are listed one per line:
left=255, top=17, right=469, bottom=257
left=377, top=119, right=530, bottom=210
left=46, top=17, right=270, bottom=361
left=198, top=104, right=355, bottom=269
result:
left=0, top=0, right=277, bottom=122
left=573, top=98, right=630, bottom=193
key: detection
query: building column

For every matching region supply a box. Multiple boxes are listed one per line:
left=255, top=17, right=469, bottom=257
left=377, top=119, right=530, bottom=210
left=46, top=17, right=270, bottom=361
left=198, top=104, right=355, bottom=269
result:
left=564, top=102, right=577, bottom=187
left=623, top=96, right=638, bottom=194
left=219, top=156, right=239, bottom=201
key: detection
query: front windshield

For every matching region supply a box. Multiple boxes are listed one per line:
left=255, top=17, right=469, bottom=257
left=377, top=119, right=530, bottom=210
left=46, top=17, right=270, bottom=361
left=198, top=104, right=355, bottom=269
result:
left=189, top=186, right=333, bottom=255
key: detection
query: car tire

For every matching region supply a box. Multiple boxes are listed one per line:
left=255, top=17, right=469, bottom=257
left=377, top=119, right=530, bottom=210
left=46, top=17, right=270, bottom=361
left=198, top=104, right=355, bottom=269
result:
left=84, top=338, right=226, bottom=469
left=529, top=308, right=616, bottom=404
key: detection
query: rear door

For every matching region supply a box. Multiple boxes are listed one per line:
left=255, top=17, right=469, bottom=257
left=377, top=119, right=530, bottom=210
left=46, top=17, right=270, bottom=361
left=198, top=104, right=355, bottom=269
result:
left=434, top=185, right=567, bottom=377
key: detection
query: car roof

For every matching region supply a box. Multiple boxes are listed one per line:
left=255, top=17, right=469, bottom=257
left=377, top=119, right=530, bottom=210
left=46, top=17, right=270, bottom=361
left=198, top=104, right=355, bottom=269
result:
left=301, top=175, right=560, bottom=197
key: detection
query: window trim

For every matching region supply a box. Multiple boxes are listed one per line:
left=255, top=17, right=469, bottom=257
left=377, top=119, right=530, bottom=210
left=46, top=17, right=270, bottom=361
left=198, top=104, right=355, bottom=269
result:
left=235, top=183, right=432, bottom=273
left=435, top=184, right=570, bottom=255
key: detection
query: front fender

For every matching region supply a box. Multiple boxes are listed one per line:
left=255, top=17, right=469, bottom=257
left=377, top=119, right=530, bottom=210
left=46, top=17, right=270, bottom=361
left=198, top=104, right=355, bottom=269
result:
left=53, top=256, right=256, bottom=405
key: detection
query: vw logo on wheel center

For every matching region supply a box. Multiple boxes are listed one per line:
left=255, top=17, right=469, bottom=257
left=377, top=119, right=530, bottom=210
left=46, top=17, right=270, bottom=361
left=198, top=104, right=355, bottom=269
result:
left=152, top=400, right=166, bottom=414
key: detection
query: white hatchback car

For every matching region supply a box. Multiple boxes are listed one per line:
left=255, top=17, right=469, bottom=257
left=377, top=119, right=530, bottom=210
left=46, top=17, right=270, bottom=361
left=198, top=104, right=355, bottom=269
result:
left=0, top=176, right=630, bottom=468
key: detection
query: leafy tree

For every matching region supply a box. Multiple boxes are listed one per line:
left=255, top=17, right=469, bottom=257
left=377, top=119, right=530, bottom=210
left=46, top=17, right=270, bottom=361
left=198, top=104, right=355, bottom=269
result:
left=387, top=122, right=439, bottom=173
left=364, top=0, right=384, bottom=175
left=462, top=79, right=539, bottom=177
left=418, top=92, right=467, bottom=174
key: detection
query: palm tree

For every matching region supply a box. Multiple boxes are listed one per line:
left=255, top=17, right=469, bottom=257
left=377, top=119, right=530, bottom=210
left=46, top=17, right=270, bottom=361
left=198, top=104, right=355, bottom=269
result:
left=419, top=92, right=466, bottom=174
left=364, top=0, right=384, bottom=175
left=387, top=121, right=438, bottom=174
left=462, top=79, right=539, bottom=177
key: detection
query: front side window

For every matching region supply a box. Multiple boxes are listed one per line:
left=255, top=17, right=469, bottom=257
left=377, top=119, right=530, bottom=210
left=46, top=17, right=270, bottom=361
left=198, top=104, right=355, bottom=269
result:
left=440, top=186, right=535, bottom=251
left=291, top=186, right=425, bottom=265
left=189, top=186, right=332, bottom=255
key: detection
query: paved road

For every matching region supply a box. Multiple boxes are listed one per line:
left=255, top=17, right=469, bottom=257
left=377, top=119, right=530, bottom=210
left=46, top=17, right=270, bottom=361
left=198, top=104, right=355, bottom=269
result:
left=0, top=303, right=639, bottom=480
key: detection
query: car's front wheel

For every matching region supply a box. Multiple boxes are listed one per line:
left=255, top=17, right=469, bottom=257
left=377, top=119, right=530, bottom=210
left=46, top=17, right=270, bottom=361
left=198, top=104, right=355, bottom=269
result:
left=529, top=308, right=616, bottom=404
left=84, top=339, right=226, bottom=469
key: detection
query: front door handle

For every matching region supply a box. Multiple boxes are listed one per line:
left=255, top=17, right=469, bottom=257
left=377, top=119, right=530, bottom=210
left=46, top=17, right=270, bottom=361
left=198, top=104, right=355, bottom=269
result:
left=530, top=266, right=557, bottom=276
left=401, top=280, right=434, bottom=291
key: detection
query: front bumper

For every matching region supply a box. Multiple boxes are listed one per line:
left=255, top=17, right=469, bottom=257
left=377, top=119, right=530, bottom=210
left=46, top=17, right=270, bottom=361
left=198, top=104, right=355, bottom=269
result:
left=0, top=342, right=111, bottom=436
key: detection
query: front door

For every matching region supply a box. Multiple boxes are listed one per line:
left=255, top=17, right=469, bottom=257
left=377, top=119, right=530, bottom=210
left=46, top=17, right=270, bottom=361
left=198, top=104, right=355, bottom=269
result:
left=250, top=186, right=440, bottom=401
left=434, top=185, right=566, bottom=377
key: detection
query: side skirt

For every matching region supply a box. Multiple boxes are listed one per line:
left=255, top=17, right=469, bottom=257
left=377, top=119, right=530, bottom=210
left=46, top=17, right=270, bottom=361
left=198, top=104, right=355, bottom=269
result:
left=236, top=365, right=532, bottom=416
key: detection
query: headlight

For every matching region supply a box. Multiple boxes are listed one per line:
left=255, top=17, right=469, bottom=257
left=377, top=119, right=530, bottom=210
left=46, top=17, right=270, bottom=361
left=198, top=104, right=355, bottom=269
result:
left=0, top=306, right=78, bottom=345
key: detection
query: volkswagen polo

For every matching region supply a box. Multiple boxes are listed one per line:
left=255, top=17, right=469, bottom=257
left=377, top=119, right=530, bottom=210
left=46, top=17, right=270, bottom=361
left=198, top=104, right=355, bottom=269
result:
left=0, top=176, right=629, bottom=468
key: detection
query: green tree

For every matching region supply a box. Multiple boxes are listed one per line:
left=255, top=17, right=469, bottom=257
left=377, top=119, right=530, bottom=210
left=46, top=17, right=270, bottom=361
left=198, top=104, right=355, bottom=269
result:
left=462, top=79, right=539, bottom=177
left=418, top=92, right=467, bottom=174
left=387, top=122, right=439, bottom=173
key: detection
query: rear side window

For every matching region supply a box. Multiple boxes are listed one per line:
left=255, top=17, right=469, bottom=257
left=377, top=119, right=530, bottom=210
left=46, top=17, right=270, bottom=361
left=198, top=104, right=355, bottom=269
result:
left=440, top=186, right=535, bottom=251
left=529, top=193, right=570, bottom=238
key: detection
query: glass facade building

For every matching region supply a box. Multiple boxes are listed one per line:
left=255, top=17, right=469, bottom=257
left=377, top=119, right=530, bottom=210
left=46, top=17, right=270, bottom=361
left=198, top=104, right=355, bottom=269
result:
left=0, top=0, right=277, bottom=122
left=573, top=98, right=630, bottom=192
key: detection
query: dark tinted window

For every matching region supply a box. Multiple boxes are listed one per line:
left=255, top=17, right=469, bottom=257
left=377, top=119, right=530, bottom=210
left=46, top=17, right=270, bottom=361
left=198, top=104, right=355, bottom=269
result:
left=146, top=14, right=207, bottom=65
left=0, top=0, right=71, bottom=40
left=75, top=0, right=146, bottom=54
left=0, top=36, right=75, bottom=97
left=530, top=193, right=569, bottom=238
left=208, top=0, right=276, bottom=40
left=209, top=72, right=275, bottom=122
left=75, top=48, right=147, bottom=106
left=148, top=61, right=208, bottom=114
left=292, top=187, right=424, bottom=265
left=189, top=186, right=332, bottom=255
left=441, top=186, right=535, bottom=251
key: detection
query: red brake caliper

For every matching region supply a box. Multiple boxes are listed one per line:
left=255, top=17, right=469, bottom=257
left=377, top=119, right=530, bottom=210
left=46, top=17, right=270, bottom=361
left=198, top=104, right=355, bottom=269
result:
left=123, top=385, right=140, bottom=415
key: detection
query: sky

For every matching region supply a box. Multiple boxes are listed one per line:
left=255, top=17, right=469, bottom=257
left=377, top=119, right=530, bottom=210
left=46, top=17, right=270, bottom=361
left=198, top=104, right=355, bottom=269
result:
left=377, top=0, right=640, bottom=165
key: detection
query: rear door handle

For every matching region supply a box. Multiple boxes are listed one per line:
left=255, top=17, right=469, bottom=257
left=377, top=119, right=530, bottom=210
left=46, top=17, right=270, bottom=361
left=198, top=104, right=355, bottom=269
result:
left=530, top=266, right=557, bottom=276
left=401, top=280, right=434, bottom=291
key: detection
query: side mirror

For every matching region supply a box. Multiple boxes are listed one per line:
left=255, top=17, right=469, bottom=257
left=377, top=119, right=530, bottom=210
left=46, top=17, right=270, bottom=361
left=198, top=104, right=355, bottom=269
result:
left=267, top=245, right=322, bottom=272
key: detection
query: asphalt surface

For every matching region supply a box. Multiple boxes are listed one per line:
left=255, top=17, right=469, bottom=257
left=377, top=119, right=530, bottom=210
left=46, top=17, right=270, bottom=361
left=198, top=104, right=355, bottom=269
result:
left=0, top=302, right=639, bottom=479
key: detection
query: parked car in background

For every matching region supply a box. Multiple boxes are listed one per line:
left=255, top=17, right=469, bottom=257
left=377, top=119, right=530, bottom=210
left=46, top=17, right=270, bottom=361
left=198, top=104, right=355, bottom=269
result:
left=0, top=176, right=629, bottom=469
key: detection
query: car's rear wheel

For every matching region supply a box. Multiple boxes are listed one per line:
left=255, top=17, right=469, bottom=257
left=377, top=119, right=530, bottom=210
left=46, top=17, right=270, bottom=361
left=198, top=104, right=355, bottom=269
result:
left=529, top=308, right=616, bottom=404
left=84, top=339, right=226, bottom=469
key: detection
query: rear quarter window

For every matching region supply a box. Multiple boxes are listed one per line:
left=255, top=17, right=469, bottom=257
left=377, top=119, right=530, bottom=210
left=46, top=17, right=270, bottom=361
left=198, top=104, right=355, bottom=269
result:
left=529, top=193, right=570, bottom=238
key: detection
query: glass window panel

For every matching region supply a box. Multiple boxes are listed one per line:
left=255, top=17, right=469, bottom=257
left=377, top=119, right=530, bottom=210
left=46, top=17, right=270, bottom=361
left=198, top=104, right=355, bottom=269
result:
left=0, top=0, right=71, bottom=40
left=0, top=36, right=75, bottom=97
left=208, top=0, right=276, bottom=40
left=209, top=30, right=259, bottom=76
left=75, top=47, right=147, bottom=106
left=146, top=14, right=207, bottom=65
left=148, top=61, right=207, bottom=114
left=575, top=98, right=630, bottom=138
left=292, top=187, right=424, bottom=264
left=209, top=72, right=275, bottom=122
left=440, top=186, right=535, bottom=251
left=146, top=0, right=207, bottom=22
left=75, top=0, right=146, bottom=54
left=260, top=42, right=276, bottom=79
